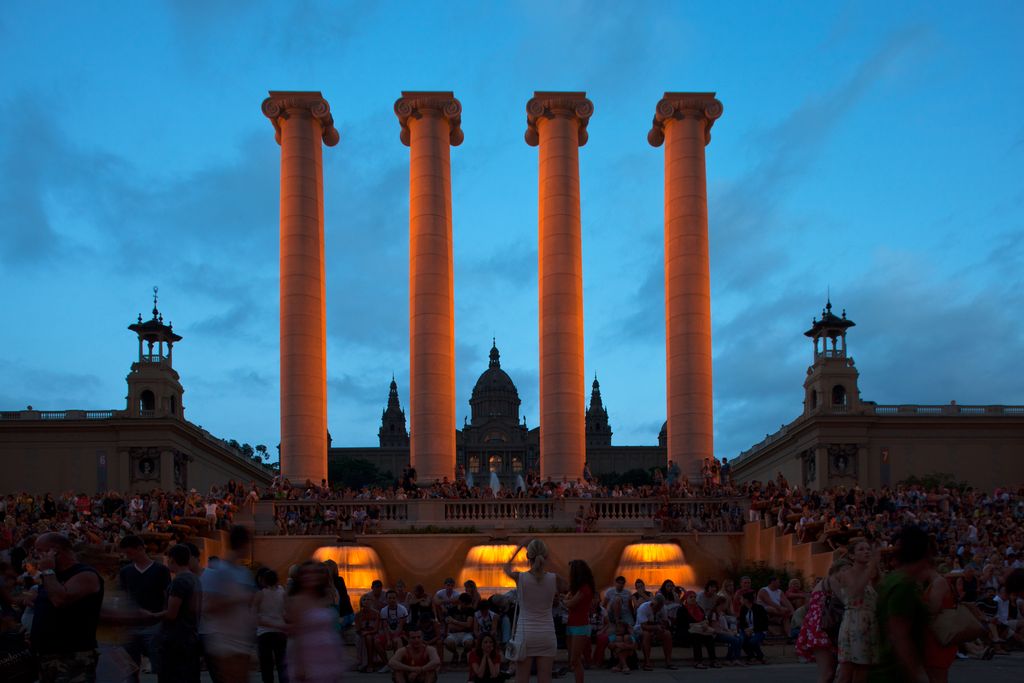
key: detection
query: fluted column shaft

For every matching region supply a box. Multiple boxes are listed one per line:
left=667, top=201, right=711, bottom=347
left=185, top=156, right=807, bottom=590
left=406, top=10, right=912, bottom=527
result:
left=396, top=92, right=463, bottom=485
left=263, top=91, right=339, bottom=484
left=526, top=92, right=593, bottom=482
left=649, top=92, right=723, bottom=477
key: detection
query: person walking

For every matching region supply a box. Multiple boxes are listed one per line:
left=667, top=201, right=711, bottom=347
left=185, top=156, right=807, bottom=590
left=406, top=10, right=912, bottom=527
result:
left=286, top=562, right=345, bottom=683
left=201, top=525, right=256, bottom=683
left=837, top=542, right=880, bottom=683
left=118, top=535, right=171, bottom=682
left=149, top=544, right=202, bottom=683
left=921, top=570, right=956, bottom=683
left=255, top=568, right=288, bottom=683
left=503, top=539, right=567, bottom=683
left=565, top=560, right=595, bottom=683
left=796, top=562, right=845, bottom=683
left=872, top=525, right=933, bottom=683
left=30, top=532, right=105, bottom=683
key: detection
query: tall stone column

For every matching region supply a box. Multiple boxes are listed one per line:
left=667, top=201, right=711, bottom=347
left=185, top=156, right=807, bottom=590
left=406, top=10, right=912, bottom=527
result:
left=262, top=91, right=339, bottom=484
left=395, top=92, right=463, bottom=484
left=648, top=92, right=723, bottom=477
left=525, top=92, right=593, bottom=482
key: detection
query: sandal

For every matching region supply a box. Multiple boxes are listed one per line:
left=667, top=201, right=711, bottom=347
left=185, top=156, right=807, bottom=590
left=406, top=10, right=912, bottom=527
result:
left=694, top=662, right=708, bottom=669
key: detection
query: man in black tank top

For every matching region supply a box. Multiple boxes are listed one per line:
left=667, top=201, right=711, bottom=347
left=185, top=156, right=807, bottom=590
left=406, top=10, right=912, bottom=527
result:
left=30, top=532, right=105, bottom=683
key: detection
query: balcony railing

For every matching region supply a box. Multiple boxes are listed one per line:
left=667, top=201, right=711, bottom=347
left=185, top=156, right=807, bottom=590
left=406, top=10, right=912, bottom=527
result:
left=267, top=496, right=749, bottom=535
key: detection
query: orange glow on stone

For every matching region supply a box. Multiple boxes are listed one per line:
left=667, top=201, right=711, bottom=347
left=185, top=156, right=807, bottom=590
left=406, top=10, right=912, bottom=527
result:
left=314, top=545, right=388, bottom=594
left=614, top=542, right=696, bottom=591
left=457, top=544, right=529, bottom=596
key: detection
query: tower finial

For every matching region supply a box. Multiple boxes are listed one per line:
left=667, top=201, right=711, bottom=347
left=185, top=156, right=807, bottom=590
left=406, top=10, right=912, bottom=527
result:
left=152, top=285, right=159, bottom=318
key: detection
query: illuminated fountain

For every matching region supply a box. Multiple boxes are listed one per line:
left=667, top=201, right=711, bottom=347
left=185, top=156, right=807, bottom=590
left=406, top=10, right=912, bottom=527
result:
left=313, top=545, right=388, bottom=594
left=457, top=544, right=529, bottom=596
left=489, top=471, right=501, bottom=495
left=614, top=542, right=696, bottom=590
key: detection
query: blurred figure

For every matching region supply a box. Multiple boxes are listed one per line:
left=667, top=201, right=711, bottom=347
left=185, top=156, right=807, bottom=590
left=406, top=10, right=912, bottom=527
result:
left=31, top=532, right=104, bottom=683
left=149, top=544, right=201, bottom=683
left=286, top=561, right=345, bottom=683
left=873, top=525, right=933, bottom=682
left=202, top=525, right=255, bottom=682
left=255, top=568, right=288, bottom=683
left=118, top=534, right=171, bottom=681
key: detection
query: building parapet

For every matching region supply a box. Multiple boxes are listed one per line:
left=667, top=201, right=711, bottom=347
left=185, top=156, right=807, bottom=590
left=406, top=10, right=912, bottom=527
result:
left=0, top=408, right=273, bottom=476
left=734, top=403, right=1024, bottom=467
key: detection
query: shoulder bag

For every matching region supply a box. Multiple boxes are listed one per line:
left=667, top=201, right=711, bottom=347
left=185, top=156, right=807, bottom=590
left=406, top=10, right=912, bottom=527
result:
left=819, top=578, right=845, bottom=642
left=504, top=574, right=524, bottom=661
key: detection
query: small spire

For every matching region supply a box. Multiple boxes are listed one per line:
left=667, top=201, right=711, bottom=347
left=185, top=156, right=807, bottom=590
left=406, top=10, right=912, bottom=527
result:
left=152, top=285, right=159, bottom=319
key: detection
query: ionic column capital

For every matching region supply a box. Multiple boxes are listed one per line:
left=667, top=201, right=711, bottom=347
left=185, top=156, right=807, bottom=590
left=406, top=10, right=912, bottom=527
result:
left=262, top=90, right=340, bottom=147
left=525, top=91, right=594, bottom=147
left=394, top=91, right=464, bottom=147
left=648, top=92, right=723, bottom=147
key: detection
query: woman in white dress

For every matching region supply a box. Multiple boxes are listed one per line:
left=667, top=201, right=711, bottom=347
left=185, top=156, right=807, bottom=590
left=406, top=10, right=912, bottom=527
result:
left=503, top=539, right=569, bottom=683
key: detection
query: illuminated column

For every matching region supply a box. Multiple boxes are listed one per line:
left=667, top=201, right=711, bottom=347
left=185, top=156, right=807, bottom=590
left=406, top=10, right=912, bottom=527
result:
left=525, top=92, right=593, bottom=482
left=395, top=92, right=463, bottom=484
left=648, top=92, right=723, bottom=477
left=262, top=91, right=339, bottom=484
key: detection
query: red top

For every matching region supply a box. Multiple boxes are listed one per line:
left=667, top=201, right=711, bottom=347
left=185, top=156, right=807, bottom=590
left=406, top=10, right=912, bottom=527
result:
left=567, top=585, right=594, bottom=627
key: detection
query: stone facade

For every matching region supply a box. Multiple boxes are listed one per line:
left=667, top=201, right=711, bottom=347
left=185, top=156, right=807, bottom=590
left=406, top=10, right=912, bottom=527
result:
left=0, top=299, right=273, bottom=494
left=731, top=302, right=1024, bottom=491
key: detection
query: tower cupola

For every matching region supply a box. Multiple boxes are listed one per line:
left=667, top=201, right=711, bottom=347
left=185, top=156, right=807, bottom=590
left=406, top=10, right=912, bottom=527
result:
left=803, top=299, right=861, bottom=415
left=126, top=287, right=185, bottom=418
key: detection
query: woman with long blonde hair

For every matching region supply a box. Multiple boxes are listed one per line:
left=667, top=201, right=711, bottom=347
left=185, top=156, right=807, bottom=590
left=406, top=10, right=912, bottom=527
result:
left=503, top=539, right=568, bottom=683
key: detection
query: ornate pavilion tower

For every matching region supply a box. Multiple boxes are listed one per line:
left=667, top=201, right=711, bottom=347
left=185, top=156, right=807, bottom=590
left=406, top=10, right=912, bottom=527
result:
left=803, top=300, right=860, bottom=415
left=126, top=288, right=183, bottom=419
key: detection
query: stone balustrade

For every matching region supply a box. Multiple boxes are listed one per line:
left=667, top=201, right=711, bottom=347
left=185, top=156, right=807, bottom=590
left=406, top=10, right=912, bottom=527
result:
left=265, top=496, right=749, bottom=535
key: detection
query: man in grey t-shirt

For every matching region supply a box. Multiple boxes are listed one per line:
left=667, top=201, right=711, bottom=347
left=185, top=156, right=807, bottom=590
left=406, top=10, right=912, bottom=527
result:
left=603, top=576, right=635, bottom=625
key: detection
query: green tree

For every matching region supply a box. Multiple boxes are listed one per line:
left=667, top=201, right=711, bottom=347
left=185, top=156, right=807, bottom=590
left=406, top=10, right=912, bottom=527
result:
left=328, top=457, right=393, bottom=490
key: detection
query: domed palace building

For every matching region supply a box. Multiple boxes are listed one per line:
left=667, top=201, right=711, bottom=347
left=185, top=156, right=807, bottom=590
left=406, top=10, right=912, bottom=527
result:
left=328, top=341, right=667, bottom=487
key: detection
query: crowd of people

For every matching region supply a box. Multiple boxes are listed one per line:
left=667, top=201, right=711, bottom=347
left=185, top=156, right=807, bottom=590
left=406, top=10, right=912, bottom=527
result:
left=0, top=483, right=251, bottom=557
left=1, top=468, right=1023, bottom=682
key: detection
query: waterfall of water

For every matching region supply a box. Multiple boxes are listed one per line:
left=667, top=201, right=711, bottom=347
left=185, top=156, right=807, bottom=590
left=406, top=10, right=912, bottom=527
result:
left=489, top=471, right=501, bottom=495
left=515, top=474, right=526, bottom=492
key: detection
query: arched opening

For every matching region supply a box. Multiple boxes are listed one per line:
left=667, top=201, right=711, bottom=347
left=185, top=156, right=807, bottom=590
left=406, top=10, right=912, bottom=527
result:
left=169, top=395, right=176, bottom=415
left=810, top=390, right=818, bottom=409
left=488, top=454, right=503, bottom=473
left=140, top=390, right=155, bottom=412
left=832, top=384, right=847, bottom=406
left=511, top=455, right=523, bottom=473
left=468, top=455, right=480, bottom=472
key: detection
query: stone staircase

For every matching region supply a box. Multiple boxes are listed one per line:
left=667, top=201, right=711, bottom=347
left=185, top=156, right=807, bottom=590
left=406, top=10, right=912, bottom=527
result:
left=741, top=521, right=834, bottom=580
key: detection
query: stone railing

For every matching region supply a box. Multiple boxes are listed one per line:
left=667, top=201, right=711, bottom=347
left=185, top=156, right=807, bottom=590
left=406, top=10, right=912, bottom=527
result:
left=0, top=409, right=126, bottom=420
left=265, top=496, right=749, bottom=535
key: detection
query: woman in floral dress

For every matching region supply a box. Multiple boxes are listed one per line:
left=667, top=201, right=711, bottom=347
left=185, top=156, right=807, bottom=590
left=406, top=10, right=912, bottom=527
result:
left=836, top=542, right=880, bottom=683
left=796, top=560, right=848, bottom=683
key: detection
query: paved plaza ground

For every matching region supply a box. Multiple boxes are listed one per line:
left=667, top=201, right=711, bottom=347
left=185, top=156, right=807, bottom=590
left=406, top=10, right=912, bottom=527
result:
left=136, top=653, right=1024, bottom=683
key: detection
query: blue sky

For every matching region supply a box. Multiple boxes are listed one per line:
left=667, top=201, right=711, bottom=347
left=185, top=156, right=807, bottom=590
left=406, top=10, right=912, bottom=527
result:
left=2, top=1, right=1022, bottom=460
